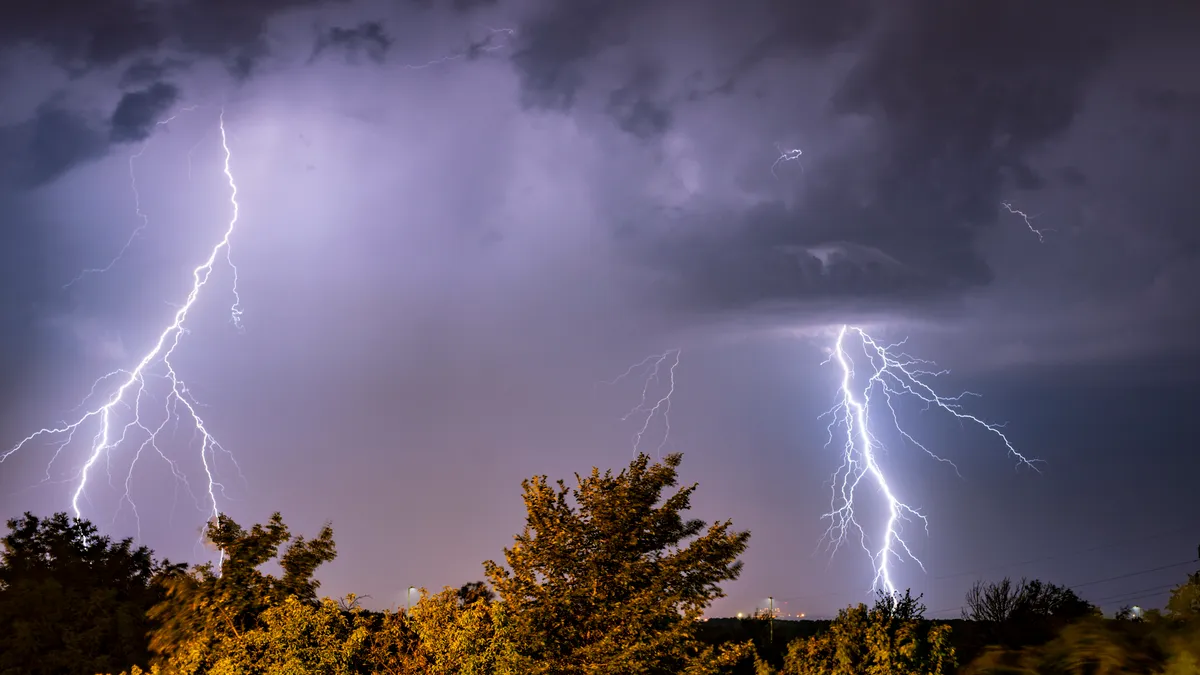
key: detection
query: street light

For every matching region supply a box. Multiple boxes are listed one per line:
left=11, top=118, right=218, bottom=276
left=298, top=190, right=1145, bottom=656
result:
left=768, top=596, right=774, bottom=644
left=407, top=586, right=416, bottom=613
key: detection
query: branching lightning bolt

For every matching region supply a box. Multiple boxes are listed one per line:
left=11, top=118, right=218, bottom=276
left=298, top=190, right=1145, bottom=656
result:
left=820, top=325, right=1040, bottom=596
left=1000, top=201, right=1052, bottom=242
left=604, top=349, right=681, bottom=458
left=2, top=111, right=245, bottom=546
left=64, top=106, right=199, bottom=290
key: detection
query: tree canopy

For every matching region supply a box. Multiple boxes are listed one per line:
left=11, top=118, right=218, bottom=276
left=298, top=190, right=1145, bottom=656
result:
left=774, top=590, right=957, bottom=675
left=146, top=512, right=337, bottom=673
left=483, top=452, right=753, bottom=674
left=0, top=512, right=179, bottom=675
left=2, top=459, right=1196, bottom=675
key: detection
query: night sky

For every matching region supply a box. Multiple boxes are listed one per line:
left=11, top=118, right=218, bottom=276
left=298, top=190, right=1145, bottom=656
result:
left=1, top=0, right=1198, bottom=620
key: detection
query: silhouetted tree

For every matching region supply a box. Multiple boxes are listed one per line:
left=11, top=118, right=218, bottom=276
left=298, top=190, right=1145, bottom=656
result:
left=0, top=512, right=180, bottom=675
left=963, top=576, right=1096, bottom=647
left=483, top=452, right=754, bottom=673
left=1166, top=567, right=1200, bottom=621
left=457, top=580, right=495, bottom=606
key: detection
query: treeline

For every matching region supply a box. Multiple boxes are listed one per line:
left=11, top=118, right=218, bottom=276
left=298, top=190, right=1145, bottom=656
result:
left=0, top=453, right=1196, bottom=674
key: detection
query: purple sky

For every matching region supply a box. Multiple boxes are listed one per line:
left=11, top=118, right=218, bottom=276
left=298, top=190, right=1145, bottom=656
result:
left=2, top=0, right=1199, bottom=619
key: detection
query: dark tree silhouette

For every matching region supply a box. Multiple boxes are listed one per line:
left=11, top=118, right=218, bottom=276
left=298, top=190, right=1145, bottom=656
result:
left=0, top=512, right=180, bottom=675
left=456, top=580, right=495, bottom=606
left=963, top=576, right=1098, bottom=648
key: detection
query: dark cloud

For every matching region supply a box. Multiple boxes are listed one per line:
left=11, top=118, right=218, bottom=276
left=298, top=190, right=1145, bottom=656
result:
left=109, top=82, right=181, bottom=143
left=311, top=22, right=393, bottom=64
left=119, top=58, right=191, bottom=88
left=451, top=0, right=499, bottom=10
left=1135, top=87, right=1200, bottom=117
left=0, top=0, right=352, bottom=78
left=167, top=0, right=349, bottom=78
left=621, top=1, right=1121, bottom=316
left=702, top=0, right=876, bottom=98
left=0, top=104, right=108, bottom=189
left=605, top=68, right=673, bottom=140
left=0, top=0, right=359, bottom=187
left=509, top=0, right=874, bottom=122
left=0, top=0, right=165, bottom=69
left=509, top=0, right=641, bottom=112
left=1059, top=166, right=1088, bottom=189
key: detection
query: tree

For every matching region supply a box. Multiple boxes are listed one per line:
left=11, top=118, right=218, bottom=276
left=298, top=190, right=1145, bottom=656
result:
left=1166, top=569, right=1200, bottom=621
left=483, top=452, right=754, bottom=674
left=780, top=590, right=956, bottom=675
left=406, top=585, right=513, bottom=674
left=457, top=580, right=496, bottom=606
left=145, top=512, right=336, bottom=673
left=963, top=577, right=1097, bottom=647
left=0, top=512, right=180, bottom=675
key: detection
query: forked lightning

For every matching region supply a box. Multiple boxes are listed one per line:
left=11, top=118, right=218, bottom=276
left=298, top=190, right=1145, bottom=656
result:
left=1, top=111, right=245, bottom=543
left=821, top=325, right=1039, bottom=595
left=605, top=349, right=681, bottom=458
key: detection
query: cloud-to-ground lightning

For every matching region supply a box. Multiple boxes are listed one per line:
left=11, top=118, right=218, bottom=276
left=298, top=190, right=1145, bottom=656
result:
left=1001, top=201, right=1053, bottom=242
left=63, top=106, right=199, bottom=290
left=2, top=111, right=245, bottom=545
left=603, top=349, right=681, bottom=458
left=820, top=325, right=1039, bottom=596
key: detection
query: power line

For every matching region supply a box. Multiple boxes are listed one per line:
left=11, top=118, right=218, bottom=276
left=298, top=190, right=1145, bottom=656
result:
left=1091, top=583, right=1177, bottom=607
left=1068, top=559, right=1197, bottom=591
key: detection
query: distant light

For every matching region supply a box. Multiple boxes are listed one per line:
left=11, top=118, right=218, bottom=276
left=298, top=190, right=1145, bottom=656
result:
left=737, top=612, right=745, bottom=618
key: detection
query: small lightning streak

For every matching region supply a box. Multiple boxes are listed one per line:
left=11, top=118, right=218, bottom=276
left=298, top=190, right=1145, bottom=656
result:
left=2, top=111, right=245, bottom=548
left=820, top=325, right=1039, bottom=596
left=1000, top=202, right=1053, bottom=242
left=64, top=106, right=199, bottom=290
left=771, top=145, right=804, bottom=178
left=403, top=27, right=516, bottom=70
left=604, top=349, right=681, bottom=458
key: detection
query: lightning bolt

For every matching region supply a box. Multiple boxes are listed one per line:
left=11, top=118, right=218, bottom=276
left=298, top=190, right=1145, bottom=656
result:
left=2, top=111, right=245, bottom=548
left=1001, top=201, right=1052, bottom=242
left=403, top=27, right=515, bottom=70
left=771, top=145, right=804, bottom=178
left=821, top=325, right=1039, bottom=596
left=63, top=106, right=200, bottom=290
left=604, top=349, right=681, bottom=458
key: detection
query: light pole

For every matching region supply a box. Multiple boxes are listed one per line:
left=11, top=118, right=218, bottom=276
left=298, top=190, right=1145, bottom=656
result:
left=768, top=596, right=774, bottom=645
left=407, top=586, right=416, bottom=613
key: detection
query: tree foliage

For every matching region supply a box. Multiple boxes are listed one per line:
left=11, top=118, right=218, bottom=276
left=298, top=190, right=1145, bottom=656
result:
left=145, top=512, right=336, bottom=673
left=6, top=469, right=1196, bottom=675
left=1166, top=570, right=1200, bottom=622
left=405, top=585, right=513, bottom=674
left=777, top=590, right=956, bottom=675
left=483, top=452, right=754, bottom=674
left=0, top=512, right=179, bottom=675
